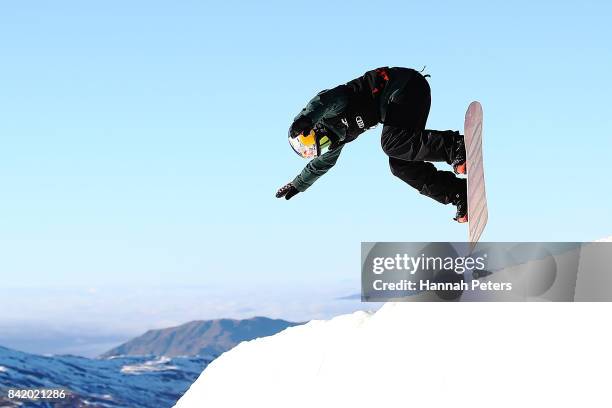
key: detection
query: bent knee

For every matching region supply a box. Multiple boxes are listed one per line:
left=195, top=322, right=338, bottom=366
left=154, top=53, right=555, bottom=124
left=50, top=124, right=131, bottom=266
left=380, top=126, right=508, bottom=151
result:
left=389, top=158, right=401, bottom=177
left=381, top=127, right=419, bottom=160
left=388, top=157, right=414, bottom=178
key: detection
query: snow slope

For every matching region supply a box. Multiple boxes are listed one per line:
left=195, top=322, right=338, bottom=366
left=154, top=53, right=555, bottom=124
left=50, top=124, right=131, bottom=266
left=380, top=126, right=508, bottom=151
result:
left=175, top=302, right=612, bottom=408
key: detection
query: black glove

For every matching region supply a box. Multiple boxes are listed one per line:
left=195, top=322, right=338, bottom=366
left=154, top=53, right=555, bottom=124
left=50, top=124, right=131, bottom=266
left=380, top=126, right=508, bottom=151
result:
left=289, top=116, right=313, bottom=139
left=276, top=183, right=300, bottom=200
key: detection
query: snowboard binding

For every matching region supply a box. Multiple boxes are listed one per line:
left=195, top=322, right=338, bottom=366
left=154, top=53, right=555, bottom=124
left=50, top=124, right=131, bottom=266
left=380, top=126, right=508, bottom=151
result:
left=452, top=190, right=468, bottom=223
left=453, top=160, right=467, bottom=175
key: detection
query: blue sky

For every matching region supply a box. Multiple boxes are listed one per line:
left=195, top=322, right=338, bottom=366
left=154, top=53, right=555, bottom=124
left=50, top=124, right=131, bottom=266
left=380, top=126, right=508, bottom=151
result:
left=0, top=1, right=611, bottom=349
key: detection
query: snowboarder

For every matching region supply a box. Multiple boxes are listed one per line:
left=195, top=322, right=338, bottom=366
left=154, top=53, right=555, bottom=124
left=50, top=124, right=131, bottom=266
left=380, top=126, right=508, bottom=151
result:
left=276, top=67, right=468, bottom=222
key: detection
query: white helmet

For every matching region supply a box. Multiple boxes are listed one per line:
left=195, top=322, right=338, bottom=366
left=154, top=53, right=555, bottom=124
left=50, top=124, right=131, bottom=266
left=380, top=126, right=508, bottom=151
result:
left=288, top=129, right=332, bottom=159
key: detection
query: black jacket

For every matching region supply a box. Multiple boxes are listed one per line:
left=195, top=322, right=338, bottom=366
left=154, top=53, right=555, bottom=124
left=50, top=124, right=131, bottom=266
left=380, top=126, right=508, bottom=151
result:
left=292, top=67, right=422, bottom=191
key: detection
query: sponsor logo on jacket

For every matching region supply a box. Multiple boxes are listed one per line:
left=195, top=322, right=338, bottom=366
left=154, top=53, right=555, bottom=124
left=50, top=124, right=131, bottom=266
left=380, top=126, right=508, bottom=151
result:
left=341, top=116, right=365, bottom=129
left=355, top=116, right=365, bottom=129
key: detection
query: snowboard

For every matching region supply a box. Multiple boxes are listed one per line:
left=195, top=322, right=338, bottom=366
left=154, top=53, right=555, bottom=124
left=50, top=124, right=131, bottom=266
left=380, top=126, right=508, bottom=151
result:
left=464, top=101, right=488, bottom=245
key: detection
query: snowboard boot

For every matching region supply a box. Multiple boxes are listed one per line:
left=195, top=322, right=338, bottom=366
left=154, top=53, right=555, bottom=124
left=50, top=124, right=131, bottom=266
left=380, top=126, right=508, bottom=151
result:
left=451, top=136, right=467, bottom=175
left=452, top=186, right=468, bottom=223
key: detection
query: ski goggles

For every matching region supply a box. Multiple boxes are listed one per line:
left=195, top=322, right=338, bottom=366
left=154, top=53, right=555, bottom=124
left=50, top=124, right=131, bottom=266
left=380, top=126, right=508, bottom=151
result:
left=289, top=130, right=331, bottom=159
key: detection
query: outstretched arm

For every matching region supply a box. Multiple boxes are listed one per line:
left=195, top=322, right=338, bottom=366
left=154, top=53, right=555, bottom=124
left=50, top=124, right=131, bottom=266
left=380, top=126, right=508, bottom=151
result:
left=278, top=85, right=349, bottom=200
left=292, top=145, right=344, bottom=191
left=276, top=145, right=344, bottom=200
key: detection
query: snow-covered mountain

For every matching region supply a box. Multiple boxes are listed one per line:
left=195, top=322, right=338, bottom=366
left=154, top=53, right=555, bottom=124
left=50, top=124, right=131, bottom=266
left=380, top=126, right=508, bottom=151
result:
left=0, top=345, right=210, bottom=407
left=0, top=317, right=304, bottom=407
left=175, top=302, right=612, bottom=408
left=102, top=317, right=301, bottom=358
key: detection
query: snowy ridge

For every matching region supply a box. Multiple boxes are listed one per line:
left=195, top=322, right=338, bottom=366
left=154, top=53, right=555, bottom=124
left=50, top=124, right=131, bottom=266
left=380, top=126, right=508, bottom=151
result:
left=175, top=302, right=612, bottom=408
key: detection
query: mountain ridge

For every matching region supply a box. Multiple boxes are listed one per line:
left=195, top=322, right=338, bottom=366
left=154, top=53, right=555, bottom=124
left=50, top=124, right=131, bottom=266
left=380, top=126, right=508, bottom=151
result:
left=101, top=316, right=302, bottom=358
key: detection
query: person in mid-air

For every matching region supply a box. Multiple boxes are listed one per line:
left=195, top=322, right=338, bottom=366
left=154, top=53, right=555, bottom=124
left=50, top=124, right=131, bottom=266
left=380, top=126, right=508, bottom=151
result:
left=276, top=67, right=469, bottom=222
